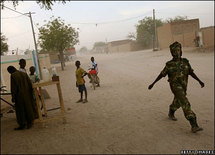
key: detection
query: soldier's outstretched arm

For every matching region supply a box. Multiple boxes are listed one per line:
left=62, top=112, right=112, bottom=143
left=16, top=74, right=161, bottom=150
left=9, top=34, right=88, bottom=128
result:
left=148, top=73, right=163, bottom=90
left=190, top=72, right=205, bottom=88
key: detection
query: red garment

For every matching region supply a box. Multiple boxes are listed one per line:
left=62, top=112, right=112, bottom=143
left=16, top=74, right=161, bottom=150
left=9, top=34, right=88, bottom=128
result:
left=89, top=70, right=97, bottom=75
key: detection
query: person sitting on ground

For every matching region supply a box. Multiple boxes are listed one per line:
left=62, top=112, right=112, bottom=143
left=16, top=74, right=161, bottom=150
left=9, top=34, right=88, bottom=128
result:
left=75, top=60, right=88, bottom=103
left=19, top=59, right=27, bottom=73
left=7, top=66, right=37, bottom=130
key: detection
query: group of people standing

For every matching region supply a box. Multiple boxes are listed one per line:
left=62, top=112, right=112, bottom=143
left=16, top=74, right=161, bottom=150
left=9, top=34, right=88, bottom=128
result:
left=7, top=59, right=39, bottom=130
left=8, top=56, right=99, bottom=130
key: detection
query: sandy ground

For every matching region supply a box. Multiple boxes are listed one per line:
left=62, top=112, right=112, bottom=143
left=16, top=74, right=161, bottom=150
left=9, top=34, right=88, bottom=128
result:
left=1, top=48, right=214, bottom=154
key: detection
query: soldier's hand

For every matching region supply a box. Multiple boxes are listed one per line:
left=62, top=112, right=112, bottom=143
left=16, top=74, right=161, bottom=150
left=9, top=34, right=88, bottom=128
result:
left=199, top=81, right=204, bottom=88
left=148, top=84, right=154, bottom=90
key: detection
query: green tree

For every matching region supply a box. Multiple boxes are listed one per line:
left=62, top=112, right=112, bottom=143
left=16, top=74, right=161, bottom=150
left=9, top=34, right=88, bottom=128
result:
left=136, top=17, right=163, bottom=48
left=38, top=17, right=79, bottom=70
left=165, top=16, right=188, bottom=23
left=93, top=42, right=106, bottom=49
left=127, top=32, right=136, bottom=40
left=0, top=0, right=69, bottom=10
left=1, top=33, right=9, bottom=55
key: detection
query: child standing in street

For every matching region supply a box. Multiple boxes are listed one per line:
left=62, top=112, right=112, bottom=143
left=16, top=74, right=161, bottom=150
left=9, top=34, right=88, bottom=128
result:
left=75, top=60, right=88, bottom=103
left=29, top=66, right=40, bottom=83
left=88, top=56, right=100, bottom=87
left=19, top=59, right=27, bottom=73
left=29, top=66, right=40, bottom=118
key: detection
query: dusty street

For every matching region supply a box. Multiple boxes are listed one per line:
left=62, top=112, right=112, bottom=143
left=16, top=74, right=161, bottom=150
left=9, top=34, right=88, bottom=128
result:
left=1, top=48, right=214, bottom=154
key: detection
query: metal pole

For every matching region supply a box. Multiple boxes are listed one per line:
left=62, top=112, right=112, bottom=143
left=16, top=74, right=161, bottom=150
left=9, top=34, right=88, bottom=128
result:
left=153, top=9, right=158, bottom=51
left=153, top=9, right=155, bottom=51
left=28, top=12, right=42, bottom=78
left=154, top=10, right=158, bottom=51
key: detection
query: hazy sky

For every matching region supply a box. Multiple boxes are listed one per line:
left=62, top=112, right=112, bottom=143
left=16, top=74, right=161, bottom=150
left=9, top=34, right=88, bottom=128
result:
left=1, top=1, right=214, bottom=52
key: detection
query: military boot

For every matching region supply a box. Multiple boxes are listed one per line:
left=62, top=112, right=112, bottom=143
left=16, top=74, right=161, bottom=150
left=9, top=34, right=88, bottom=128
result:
left=188, top=117, right=203, bottom=133
left=168, top=109, right=177, bottom=121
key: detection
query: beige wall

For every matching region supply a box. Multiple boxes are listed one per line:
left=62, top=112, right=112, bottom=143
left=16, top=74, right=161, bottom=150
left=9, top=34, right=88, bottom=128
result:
left=1, top=94, right=12, bottom=113
left=157, top=19, right=200, bottom=49
left=172, top=34, right=184, bottom=46
left=171, top=19, right=199, bottom=35
left=1, top=56, right=34, bottom=93
left=39, top=54, right=52, bottom=70
left=130, top=42, right=144, bottom=51
left=1, top=54, right=51, bottom=93
left=172, top=31, right=196, bottom=47
left=157, top=23, right=173, bottom=49
left=201, top=26, right=214, bottom=47
left=108, top=42, right=132, bottom=53
left=183, top=31, right=196, bottom=47
left=107, top=40, right=144, bottom=53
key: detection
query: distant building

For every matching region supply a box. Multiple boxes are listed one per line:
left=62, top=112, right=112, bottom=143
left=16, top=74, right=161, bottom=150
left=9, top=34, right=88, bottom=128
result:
left=78, top=48, right=89, bottom=55
left=90, top=45, right=108, bottom=54
left=157, top=19, right=200, bottom=49
left=107, top=39, right=143, bottom=53
left=49, top=48, right=76, bottom=64
left=200, top=26, right=214, bottom=48
left=64, top=48, right=76, bottom=56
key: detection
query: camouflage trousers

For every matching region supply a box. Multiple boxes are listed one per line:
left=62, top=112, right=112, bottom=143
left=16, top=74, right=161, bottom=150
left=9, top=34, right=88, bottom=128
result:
left=169, top=83, right=196, bottom=120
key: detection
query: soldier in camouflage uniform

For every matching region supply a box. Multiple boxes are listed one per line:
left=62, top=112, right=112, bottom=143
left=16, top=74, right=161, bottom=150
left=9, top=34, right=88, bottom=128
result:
left=148, top=41, right=204, bottom=133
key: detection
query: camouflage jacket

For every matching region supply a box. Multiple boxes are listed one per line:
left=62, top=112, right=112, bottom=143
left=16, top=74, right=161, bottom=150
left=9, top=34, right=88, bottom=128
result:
left=161, top=58, right=194, bottom=89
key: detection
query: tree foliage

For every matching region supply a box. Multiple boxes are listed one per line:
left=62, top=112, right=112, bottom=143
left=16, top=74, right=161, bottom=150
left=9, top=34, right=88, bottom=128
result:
left=38, top=17, right=79, bottom=70
left=0, top=0, right=69, bottom=10
left=38, top=17, right=79, bottom=52
left=127, top=32, right=136, bottom=40
left=1, top=33, right=9, bottom=55
left=93, top=42, right=106, bottom=49
left=136, top=17, right=163, bottom=48
left=165, top=16, right=188, bottom=23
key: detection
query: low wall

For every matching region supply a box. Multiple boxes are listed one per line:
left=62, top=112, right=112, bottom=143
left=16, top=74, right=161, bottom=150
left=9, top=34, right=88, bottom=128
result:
left=172, top=31, right=196, bottom=47
left=1, top=53, right=51, bottom=92
left=108, top=43, right=132, bottom=53
left=201, top=26, right=214, bottom=47
left=157, top=23, right=173, bottom=49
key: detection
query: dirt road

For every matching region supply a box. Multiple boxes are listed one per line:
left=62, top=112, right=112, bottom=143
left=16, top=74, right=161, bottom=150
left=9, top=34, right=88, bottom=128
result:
left=1, top=48, right=214, bottom=154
